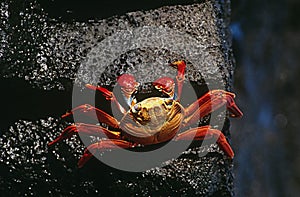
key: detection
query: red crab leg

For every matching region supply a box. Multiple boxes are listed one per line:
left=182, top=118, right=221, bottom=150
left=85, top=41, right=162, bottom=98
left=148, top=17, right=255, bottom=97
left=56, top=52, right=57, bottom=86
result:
left=174, top=125, right=234, bottom=158
left=183, top=90, right=243, bottom=127
left=62, top=104, right=120, bottom=129
left=85, top=84, right=126, bottom=114
left=78, top=139, right=135, bottom=168
left=48, top=123, right=121, bottom=146
left=170, top=60, right=186, bottom=101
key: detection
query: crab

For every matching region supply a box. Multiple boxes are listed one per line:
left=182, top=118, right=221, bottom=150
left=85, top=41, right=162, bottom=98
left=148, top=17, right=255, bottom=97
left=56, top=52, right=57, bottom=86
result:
left=48, top=61, right=243, bottom=168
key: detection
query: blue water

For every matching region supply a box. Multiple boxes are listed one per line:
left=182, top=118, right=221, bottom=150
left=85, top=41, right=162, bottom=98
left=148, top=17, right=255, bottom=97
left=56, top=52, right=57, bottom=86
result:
left=231, top=0, right=300, bottom=196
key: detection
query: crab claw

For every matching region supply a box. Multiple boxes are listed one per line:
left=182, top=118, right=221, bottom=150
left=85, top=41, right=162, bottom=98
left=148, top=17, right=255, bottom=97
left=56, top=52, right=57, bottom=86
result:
left=117, top=74, right=139, bottom=95
left=117, top=74, right=140, bottom=105
left=153, top=77, right=175, bottom=98
left=78, top=140, right=134, bottom=168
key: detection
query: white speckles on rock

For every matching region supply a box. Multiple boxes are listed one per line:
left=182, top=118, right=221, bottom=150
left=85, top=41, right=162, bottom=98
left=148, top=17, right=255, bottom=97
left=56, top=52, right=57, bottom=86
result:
left=0, top=0, right=235, bottom=196
left=1, top=1, right=233, bottom=91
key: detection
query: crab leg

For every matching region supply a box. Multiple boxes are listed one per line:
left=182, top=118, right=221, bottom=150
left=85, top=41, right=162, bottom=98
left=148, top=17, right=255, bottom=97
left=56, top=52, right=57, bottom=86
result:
left=170, top=60, right=186, bottom=101
left=48, top=123, right=121, bottom=146
left=62, top=104, right=120, bottom=129
left=85, top=84, right=126, bottom=114
left=183, top=90, right=243, bottom=127
left=78, top=139, right=135, bottom=168
left=174, top=125, right=234, bottom=158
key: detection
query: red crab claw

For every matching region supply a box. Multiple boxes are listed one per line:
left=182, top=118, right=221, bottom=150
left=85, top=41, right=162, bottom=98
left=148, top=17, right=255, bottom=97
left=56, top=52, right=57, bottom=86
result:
left=78, top=139, right=135, bottom=168
left=61, top=104, right=120, bottom=129
left=170, top=60, right=186, bottom=101
left=85, top=84, right=114, bottom=101
left=117, top=74, right=139, bottom=100
left=153, top=77, right=175, bottom=97
left=174, top=126, right=234, bottom=158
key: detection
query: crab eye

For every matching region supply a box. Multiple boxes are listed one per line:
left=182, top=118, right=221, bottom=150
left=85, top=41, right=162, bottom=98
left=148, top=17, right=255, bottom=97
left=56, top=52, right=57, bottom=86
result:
left=132, top=104, right=141, bottom=113
left=164, top=99, right=173, bottom=106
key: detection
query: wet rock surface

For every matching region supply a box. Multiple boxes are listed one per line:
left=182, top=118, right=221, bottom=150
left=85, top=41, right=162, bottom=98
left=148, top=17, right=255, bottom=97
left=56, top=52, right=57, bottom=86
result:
left=0, top=0, right=236, bottom=196
left=0, top=118, right=233, bottom=196
left=1, top=0, right=234, bottom=91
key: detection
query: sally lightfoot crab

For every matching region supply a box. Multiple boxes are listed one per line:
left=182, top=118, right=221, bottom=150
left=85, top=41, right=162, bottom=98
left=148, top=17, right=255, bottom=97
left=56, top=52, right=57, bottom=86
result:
left=48, top=61, right=243, bottom=168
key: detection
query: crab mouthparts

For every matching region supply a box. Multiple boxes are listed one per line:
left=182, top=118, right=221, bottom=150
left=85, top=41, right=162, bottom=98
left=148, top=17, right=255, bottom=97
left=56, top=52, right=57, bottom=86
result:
left=131, top=101, right=169, bottom=131
left=137, top=107, right=167, bottom=127
left=146, top=114, right=167, bottom=130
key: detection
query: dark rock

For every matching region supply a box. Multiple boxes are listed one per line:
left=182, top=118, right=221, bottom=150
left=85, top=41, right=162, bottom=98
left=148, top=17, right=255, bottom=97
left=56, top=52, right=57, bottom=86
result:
left=0, top=0, right=236, bottom=196
left=1, top=0, right=234, bottom=91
